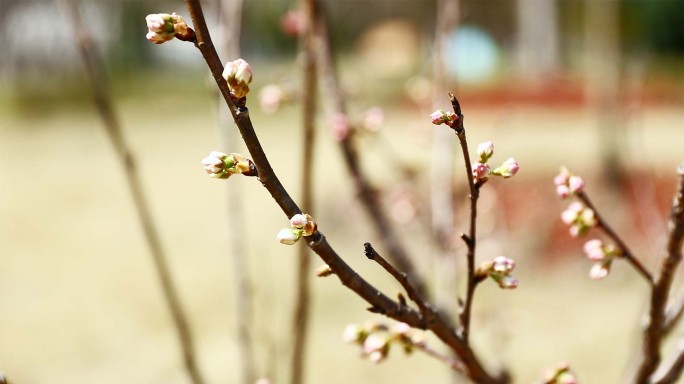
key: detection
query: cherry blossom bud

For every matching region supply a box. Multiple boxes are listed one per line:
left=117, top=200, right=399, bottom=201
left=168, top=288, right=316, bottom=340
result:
left=330, top=113, right=351, bottom=141
left=289, top=213, right=317, bottom=236
left=361, top=107, right=384, bottom=132
left=362, top=334, right=389, bottom=363
left=343, top=323, right=364, bottom=344
left=589, top=262, right=610, bottom=279
left=280, top=9, right=307, bottom=37
left=259, top=84, right=284, bottom=114
left=561, top=202, right=596, bottom=237
left=276, top=228, right=303, bottom=245
left=492, top=255, right=515, bottom=273
left=429, top=109, right=457, bottom=126
left=477, top=256, right=519, bottom=289
left=554, top=167, right=585, bottom=198
left=476, top=141, right=494, bottom=162
left=201, top=151, right=255, bottom=179
left=145, top=13, right=192, bottom=44
left=223, top=58, right=253, bottom=99
left=392, top=322, right=411, bottom=337
left=472, top=162, right=491, bottom=181
left=316, top=264, right=333, bottom=277
left=491, top=158, right=520, bottom=178
left=583, top=239, right=605, bottom=261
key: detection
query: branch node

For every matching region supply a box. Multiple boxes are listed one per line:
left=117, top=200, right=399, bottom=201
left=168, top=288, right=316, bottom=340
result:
left=363, top=242, right=375, bottom=259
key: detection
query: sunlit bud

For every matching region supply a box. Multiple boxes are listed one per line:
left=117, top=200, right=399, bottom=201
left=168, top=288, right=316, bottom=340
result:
left=289, top=213, right=317, bottom=236
left=316, top=264, right=333, bottom=277
left=280, top=9, right=307, bottom=37
left=361, top=107, right=384, bottom=132
left=583, top=239, right=605, bottom=261
left=276, top=228, right=303, bottom=245
left=368, top=350, right=386, bottom=363
left=259, top=84, right=284, bottom=114
left=343, top=323, right=365, bottom=344
left=363, top=334, right=389, bottom=360
left=492, top=255, right=516, bottom=273
left=476, top=141, right=494, bottom=162
left=554, top=167, right=585, bottom=198
left=478, top=256, right=519, bottom=289
left=201, top=151, right=231, bottom=179
left=472, top=162, right=491, bottom=181
left=429, top=109, right=457, bottom=125
left=561, top=202, right=583, bottom=224
left=561, top=202, right=596, bottom=237
left=145, top=13, right=191, bottom=44
left=589, top=262, right=610, bottom=279
left=330, top=113, right=351, bottom=141
left=491, top=158, right=520, bottom=178
left=392, top=322, right=411, bottom=337
left=494, top=275, right=519, bottom=289
left=223, top=58, right=253, bottom=99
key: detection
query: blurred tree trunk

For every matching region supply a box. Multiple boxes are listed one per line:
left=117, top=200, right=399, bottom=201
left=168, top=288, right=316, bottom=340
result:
left=584, top=0, right=626, bottom=186
left=217, top=1, right=256, bottom=384
left=515, top=0, right=559, bottom=80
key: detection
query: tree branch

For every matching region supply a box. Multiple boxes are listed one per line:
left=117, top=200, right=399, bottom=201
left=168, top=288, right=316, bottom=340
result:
left=633, top=164, right=684, bottom=382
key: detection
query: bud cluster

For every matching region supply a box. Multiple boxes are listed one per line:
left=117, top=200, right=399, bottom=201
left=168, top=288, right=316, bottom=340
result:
left=583, top=239, right=621, bottom=279
left=201, top=151, right=255, bottom=179
left=469, top=141, right=520, bottom=182
left=429, top=109, right=458, bottom=126
left=276, top=213, right=318, bottom=245
left=476, top=256, right=520, bottom=289
left=223, top=59, right=253, bottom=99
left=560, top=202, right=597, bottom=237
left=145, top=13, right=193, bottom=44
left=343, top=321, right=424, bottom=364
left=554, top=167, right=585, bottom=198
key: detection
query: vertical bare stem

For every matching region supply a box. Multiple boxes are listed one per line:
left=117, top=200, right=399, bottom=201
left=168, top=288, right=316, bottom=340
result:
left=448, top=95, right=479, bottom=344
left=634, top=165, right=684, bottom=382
left=59, top=2, right=205, bottom=384
left=290, top=0, right=318, bottom=382
left=217, top=0, right=255, bottom=383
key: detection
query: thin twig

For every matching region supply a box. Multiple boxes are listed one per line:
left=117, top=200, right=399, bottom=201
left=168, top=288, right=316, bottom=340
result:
left=633, top=165, right=684, bottom=383
left=60, top=2, right=205, bottom=384
left=290, top=0, right=318, bottom=382
left=312, top=1, right=429, bottom=300
left=577, top=191, right=654, bottom=285
left=447, top=94, right=481, bottom=344
left=184, top=1, right=508, bottom=382
left=363, top=243, right=435, bottom=326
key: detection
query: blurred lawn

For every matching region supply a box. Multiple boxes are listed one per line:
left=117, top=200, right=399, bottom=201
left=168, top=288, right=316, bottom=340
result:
left=1, top=70, right=684, bottom=384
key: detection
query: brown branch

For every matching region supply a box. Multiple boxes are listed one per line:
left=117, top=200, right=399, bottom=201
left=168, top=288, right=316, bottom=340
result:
left=290, top=0, right=318, bottom=382
left=634, top=165, right=684, bottom=383
left=60, top=2, right=205, bottom=384
left=576, top=191, right=654, bottom=285
left=446, top=94, right=481, bottom=344
left=364, top=243, right=435, bottom=326
left=312, top=1, right=429, bottom=300
left=184, top=1, right=508, bottom=382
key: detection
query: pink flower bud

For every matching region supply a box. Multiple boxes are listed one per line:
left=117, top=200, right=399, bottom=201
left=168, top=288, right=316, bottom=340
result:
left=289, top=213, right=316, bottom=236
left=554, top=167, right=585, bottom=198
left=497, top=275, right=519, bottom=289
left=259, top=84, right=284, bottom=114
left=361, top=107, right=384, bottom=132
left=330, top=113, right=351, bottom=141
left=476, top=141, right=494, bottom=162
left=362, top=334, right=388, bottom=357
left=223, top=58, right=253, bottom=98
left=342, top=324, right=364, bottom=343
left=492, top=256, right=516, bottom=273
left=472, top=162, right=491, bottom=181
left=145, top=13, right=190, bottom=44
left=280, top=9, right=307, bottom=37
left=491, top=157, right=520, bottom=178
left=556, top=185, right=570, bottom=199
left=392, top=322, right=411, bottom=337
left=276, top=228, right=303, bottom=245
left=568, top=175, right=585, bottom=194
left=583, top=239, right=605, bottom=261
left=201, top=151, right=230, bottom=179
left=146, top=13, right=170, bottom=33
left=429, top=109, right=457, bottom=125
left=589, top=262, right=610, bottom=280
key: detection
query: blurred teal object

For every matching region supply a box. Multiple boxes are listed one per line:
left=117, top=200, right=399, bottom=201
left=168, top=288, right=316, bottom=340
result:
left=445, top=25, right=500, bottom=84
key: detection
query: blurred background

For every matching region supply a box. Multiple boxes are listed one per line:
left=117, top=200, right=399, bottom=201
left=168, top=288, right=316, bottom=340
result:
left=1, top=0, right=683, bottom=383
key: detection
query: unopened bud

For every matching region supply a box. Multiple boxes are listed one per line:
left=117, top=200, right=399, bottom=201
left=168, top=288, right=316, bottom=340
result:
left=276, top=228, right=303, bottom=245
left=429, top=109, right=457, bottom=126
left=476, top=141, right=494, bottom=162
left=343, top=323, right=364, bottom=344
left=315, top=264, right=333, bottom=277
left=491, top=157, right=520, bottom=178
left=145, top=13, right=192, bottom=44
left=554, top=167, right=585, bottom=198
left=472, top=162, right=491, bottom=181
left=289, top=213, right=317, bottom=236
left=223, top=58, right=253, bottom=99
